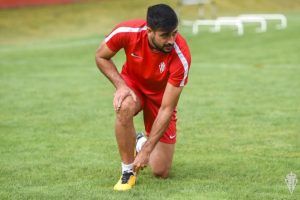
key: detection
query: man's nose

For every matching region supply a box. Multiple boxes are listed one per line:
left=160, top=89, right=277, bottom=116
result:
left=167, top=35, right=176, bottom=44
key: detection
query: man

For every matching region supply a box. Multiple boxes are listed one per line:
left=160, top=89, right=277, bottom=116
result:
left=95, top=4, right=191, bottom=191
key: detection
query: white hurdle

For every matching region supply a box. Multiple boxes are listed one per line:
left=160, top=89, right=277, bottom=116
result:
left=182, top=18, right=244, bottom=35
left=182, top=19, right=217, bottom=34
left=237, top=15, right=267, bottom=32
left=239, top=14, right=287, bottom=29
left=193, top=20, right=218, bottom=34
left=213, top=17, right=244, bottom=35
left=181, top=20, right=197, bottom=34
left=181, top=14, right=287, bottom=35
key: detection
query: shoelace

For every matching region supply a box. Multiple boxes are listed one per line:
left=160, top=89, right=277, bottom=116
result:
left=121, top=171, right=134, bottom=184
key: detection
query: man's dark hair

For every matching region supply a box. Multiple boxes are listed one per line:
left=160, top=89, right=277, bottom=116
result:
left=147, top=4, right=178, bottom=32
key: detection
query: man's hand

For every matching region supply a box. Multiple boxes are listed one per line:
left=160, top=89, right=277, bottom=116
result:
left=133, top=148, right=150, bottom=174
left=113, top=86, right=137, bottom=111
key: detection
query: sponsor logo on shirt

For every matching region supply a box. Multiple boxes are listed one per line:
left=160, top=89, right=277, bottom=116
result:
left=159, top=62, right=166, bottom=73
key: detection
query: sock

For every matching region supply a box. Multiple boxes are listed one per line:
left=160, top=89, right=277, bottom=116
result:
left=121, top=162, right=133, bottom=174
left=136, top=136, right=147, bottom=153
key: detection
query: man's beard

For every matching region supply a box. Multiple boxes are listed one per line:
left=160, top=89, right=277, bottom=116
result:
left=151, top=36, right=174, bottom=53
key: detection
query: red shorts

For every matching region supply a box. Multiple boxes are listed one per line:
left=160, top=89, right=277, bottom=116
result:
left=122, top=74, right=177, bottom=144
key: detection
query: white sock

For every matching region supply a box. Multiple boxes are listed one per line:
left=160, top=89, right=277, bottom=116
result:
left=136, top=136, right=147, bottom=153
left=121, top=162, right=133, bottom=174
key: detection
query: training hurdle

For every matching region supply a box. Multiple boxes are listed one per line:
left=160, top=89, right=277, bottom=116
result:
left=181, top=14, right=287, bottom=35
left=181, top=19, right=217, bottom=34
left=212, top=17, right=244, bottom=36
left=182, top=18, right=244, bottom=35
left=237, top=15, right=267, bottom=32
left=239, top=14, right=287, bottom=29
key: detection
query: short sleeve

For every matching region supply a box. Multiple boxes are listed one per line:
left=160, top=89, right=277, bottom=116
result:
left=104, top=25, right=129, bottom=52
left=168, top=44, right=191, bottom=87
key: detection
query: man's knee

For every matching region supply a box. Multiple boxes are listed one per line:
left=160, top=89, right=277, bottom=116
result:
left=151, top=164, right=171, bottom=179
left=149, top=142, right=174, bottom=179
left=116, top=97, right=136, bottom=125
left=152, top=166, right=170, bottom=179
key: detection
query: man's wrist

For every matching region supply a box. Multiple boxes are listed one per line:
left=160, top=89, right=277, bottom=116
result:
left=141, top=140, right=155, bottom=154
left=114, top=79, right=126, bottom=89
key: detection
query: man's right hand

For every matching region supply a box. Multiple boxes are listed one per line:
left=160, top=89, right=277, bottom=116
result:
left=113, top=86, right=137, bottom=112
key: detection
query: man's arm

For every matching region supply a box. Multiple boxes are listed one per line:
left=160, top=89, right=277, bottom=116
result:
left=133, top=83, right=183, bottom=171
left=95, top=42, right=136, bottom=111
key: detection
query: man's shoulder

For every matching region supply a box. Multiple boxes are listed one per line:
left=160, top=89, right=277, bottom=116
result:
left=115, top=19, right=147, bottom=29
left=105, top=19, right=147, bottom=45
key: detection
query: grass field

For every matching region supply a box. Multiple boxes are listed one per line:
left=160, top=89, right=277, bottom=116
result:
left=0, top=0, right=300, bottom=199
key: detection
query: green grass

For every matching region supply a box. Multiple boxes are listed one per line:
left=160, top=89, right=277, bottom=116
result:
left=0, top=1, right=300, bottom=199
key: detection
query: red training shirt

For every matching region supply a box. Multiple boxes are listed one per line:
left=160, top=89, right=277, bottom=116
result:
left=105, top=19, right=191, bottom=95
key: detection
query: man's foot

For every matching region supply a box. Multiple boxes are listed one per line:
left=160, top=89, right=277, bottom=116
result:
left=113, top=171, right=136, bottom=191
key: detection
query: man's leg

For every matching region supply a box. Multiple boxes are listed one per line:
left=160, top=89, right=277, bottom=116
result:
left=149, top=142, right=175, bottom=178
left=115, top=95, right=142, bottom=165
left=113, top=95, right=142, bottom=191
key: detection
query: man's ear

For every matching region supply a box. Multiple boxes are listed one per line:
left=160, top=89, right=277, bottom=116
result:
left=147, top=27, right=153, bottom=34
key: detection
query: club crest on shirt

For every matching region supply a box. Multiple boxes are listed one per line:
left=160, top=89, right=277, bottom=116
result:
left=159, top=62, right=166, bottom=73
